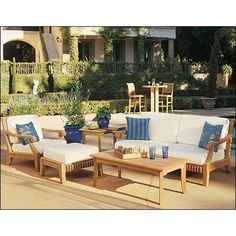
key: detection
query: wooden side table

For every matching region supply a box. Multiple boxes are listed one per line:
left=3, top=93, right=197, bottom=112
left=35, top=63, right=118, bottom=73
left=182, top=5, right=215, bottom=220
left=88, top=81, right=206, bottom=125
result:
left=80, top=127, right=118, bottom=151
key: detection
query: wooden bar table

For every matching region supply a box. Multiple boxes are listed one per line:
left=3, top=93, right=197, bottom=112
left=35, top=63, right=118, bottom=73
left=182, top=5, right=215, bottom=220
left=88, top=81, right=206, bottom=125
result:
left=143, top=84, right=167, bottom=112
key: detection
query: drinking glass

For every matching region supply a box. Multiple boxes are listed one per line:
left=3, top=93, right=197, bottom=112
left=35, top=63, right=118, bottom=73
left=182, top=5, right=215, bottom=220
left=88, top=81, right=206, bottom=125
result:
left=149, top=146, right=156, bottom=160
left=162, top=146, right=169, bottom=159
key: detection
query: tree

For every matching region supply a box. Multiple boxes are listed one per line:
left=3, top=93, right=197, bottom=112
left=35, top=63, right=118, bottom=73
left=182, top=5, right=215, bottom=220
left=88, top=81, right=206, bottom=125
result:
left=208, top=33, right=220, bottom=97
left=207, top=27, right=235, bottom=96
left=175, top=27, right=219, bottom=62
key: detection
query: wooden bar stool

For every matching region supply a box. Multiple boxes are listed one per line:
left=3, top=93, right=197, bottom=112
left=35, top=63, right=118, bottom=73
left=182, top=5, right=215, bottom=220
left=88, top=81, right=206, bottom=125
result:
left=159, top=83, right=174, bottom=113
left=127, top=83, right=147, bottom=113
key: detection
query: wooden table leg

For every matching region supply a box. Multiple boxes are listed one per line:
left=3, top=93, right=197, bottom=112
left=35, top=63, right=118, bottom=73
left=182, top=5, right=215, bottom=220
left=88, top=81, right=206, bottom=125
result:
left=118, top=166, right=121, bottom=178
left=98, top=135, right=102, bottom=152
left=159, top=172, right=163, bottom=205
left=98, top=163, right=103, bottom=176
left=59, top=163, right=66, bottom=184
left=181, top=165, right=187, bottom=194
left=81, top=133, right=86, bottom=144
left=93, top=159, right=98, bottom=187
left=40, top=158, right=46, bottom=176
left=112, top=132, right=117, bottom=147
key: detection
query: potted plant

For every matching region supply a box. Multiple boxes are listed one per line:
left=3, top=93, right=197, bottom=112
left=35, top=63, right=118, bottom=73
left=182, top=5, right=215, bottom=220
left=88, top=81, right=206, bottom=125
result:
left=93, top=106, right=111, bottom=128
left=64, top=79, right=86, bottom=143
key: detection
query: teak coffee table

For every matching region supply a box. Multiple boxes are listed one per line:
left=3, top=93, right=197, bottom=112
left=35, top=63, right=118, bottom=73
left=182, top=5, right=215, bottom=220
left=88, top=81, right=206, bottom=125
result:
left=90, top=150, right=187, bottom=205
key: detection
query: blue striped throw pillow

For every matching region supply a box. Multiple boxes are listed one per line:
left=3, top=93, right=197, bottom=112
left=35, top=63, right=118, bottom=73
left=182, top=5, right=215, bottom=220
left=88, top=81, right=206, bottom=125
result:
left=126, top=117, right=150, bottom=140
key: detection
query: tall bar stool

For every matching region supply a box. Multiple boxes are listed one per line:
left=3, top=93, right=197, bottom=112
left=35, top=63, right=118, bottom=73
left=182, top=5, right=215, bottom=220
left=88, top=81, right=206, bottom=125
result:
left=127, top=83, right=147, bottom=113
left=159, top=83, right=174, bottom=113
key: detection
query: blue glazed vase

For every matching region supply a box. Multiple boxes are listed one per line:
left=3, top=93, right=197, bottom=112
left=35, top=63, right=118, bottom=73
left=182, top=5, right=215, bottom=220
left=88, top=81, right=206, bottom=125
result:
left=97, top=117, right=109, bottom=128
left=64, top=125, right=82, bottom=143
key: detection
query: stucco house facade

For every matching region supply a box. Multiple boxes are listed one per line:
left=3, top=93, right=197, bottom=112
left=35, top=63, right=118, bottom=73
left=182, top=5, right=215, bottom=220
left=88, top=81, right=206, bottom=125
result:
left=1, top=26, right=176, bottom=63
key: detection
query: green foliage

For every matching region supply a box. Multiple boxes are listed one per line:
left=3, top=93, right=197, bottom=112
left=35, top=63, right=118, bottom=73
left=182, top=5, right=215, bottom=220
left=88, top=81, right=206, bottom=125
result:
left=1, top=94, right=235, bottom=117
left=64, top=79, right=85, bottom=126
left=69, top=36, right=79, bottom=62
left=14, top=74, right=48, bottom=93
left=1, top=74, right=10, bottom=95
left=9, top=62, right=16, bottom=94
left=99, top=27, right=129, bottom=62
left=93, top=106, right=111, bottom=121
left=222, top=64, right=233, bottom=77
left=175, top=27, right=219, bottom=61
left=208, top=33, right=220, bottom=97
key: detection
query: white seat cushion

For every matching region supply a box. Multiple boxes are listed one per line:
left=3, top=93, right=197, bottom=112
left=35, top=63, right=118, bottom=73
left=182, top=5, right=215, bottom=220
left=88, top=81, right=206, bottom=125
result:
left=169, top=143, right=225, bottom=165
left=43, top=143, right=98, bottom=164
left=7, top=114, right=43, bottom=143
left=115, top=140, right=224, bottom=165
left=141, top=112, right=181, bottom=143
left=177, top=115, right=229, bottom=149
left=12, top=139, right=67, bottom=154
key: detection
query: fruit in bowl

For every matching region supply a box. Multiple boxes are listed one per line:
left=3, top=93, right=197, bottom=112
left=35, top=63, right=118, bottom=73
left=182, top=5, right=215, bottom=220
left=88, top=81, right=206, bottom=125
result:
left=86, top=121, right=99, bottom=130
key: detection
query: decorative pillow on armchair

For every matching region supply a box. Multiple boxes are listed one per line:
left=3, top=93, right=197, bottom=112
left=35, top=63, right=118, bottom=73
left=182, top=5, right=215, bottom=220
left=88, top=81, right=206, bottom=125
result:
left=16, top=121, right=40, bottom=145
left=198, top=121, right=223, bottom=152
left=126, top=117, right=150, bottom=140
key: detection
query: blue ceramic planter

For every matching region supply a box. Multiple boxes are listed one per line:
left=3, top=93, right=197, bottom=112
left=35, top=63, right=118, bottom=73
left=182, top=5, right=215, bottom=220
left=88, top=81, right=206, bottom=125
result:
left=97, top=117, right=109, bottom=128
left=64, top=125, right=83, bottom=143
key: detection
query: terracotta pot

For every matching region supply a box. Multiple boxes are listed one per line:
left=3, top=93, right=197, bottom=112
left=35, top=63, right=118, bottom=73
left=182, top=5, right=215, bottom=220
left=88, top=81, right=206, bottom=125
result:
left=200, top=97, right=217, bottom=110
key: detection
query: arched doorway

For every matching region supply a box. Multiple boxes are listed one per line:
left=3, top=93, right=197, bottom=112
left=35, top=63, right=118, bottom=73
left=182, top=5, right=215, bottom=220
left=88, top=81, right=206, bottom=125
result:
left=3, top=41, right=36, bottom=62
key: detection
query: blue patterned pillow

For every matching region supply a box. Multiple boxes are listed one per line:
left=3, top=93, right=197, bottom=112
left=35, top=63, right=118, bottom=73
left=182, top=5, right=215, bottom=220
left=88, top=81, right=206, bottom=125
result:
left=198, top=121, right=223, bottom=152
left=16, top=121, right=40, bottom=145
left=126, top=117, right=150, bottom=140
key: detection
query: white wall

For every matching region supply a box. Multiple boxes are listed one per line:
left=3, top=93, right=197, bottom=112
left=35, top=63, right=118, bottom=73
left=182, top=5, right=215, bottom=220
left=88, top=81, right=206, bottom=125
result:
left=94, top=38, right=104, bottom=62
left=1, top=29, right=46, bottom=62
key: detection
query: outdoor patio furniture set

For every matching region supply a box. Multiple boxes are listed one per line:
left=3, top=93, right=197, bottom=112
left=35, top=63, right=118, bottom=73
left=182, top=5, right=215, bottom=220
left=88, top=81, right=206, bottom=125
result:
left=1, top=112, right=234, bottom=204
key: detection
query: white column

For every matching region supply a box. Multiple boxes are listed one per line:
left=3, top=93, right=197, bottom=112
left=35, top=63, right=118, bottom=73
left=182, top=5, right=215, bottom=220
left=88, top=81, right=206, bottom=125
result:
left=154, top=87, right=159, bottom=113
left=168, top=39, right=174, bottom=58
left=150, top=87, right=154, bottom=112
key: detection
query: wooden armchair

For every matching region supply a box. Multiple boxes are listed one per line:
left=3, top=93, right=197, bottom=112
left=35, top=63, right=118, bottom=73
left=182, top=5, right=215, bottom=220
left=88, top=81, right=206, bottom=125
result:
left=1, top=115, right=66, bottom=172
left=127, top=83, right=147, bottom=113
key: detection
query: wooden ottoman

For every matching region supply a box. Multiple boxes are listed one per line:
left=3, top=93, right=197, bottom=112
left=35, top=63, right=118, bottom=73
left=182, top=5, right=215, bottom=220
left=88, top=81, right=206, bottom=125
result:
left=40, top=143, right=98, bottom=184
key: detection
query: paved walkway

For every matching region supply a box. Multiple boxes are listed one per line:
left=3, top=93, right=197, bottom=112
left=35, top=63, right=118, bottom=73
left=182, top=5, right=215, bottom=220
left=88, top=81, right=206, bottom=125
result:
left=173, top=107, right=235, bottom=117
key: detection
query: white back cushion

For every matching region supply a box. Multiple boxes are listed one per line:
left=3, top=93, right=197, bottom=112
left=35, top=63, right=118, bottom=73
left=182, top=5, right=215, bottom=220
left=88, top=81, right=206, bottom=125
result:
left=177, top=115, right=229, bottom=149
left=39, top=115, right=67, bottom=130
left=7, top=114, right=43, bottom=143
left=141, top=112, right=181, bottom=143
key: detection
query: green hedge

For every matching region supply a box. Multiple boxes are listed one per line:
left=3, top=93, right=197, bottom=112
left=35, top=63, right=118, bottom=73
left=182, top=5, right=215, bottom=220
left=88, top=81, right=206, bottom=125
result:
left=2, top=99, right=128, bottom=117
left=1, top=74, right=10, bottom=95
left=1, top=95, right=235, bottom=117
left=14, top=74, right=48, bottom=93
left=2, top=61, right=206, bottom=99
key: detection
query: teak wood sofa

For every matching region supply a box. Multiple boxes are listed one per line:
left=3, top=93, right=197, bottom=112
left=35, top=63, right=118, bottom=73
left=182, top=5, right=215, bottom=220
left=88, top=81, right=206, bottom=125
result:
left=1, top=115, right=97, bottom=178
left=115, top=112, right=235, bottom=187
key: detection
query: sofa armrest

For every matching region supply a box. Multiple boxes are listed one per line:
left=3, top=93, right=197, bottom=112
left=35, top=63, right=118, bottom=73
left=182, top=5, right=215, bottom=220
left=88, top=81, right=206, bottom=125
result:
left=204, top=134, right=232, bottom=164
left=5, top=130, right=35, bottom=143
left=205, top=134, right=232, bottom=152
left=41, top=128, right=65, bottom=139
